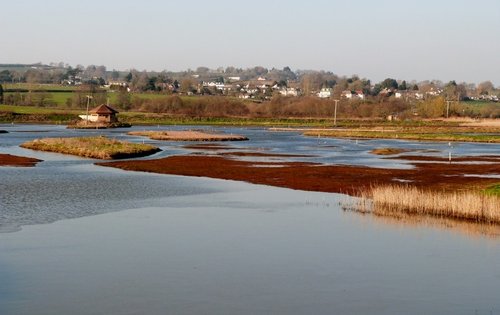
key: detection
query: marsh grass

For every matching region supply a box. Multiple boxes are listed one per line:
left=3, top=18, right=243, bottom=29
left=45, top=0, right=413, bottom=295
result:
left=20, top=136, right=160, bottom=159
left=128, top=130, right=248, bottom=141
left=349, top=185, right=500, bottom=224
left=370, top=148, right=411, bottom=155
left=485, top=184, right=500, bottom=196
left=305, top=129, right=500, bottom=143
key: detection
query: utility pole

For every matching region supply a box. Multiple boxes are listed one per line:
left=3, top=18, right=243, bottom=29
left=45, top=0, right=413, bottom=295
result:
left=334, top=99, right=339, bottom=126
left=86, top=95, right=93, bottom=125
left=445, top=100, right=452, bottom=119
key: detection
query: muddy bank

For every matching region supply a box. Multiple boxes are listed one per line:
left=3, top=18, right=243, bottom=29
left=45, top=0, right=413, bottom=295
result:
left=97, top=154, right=500, bottom=196
left=0, top=154, right=42, bottom=167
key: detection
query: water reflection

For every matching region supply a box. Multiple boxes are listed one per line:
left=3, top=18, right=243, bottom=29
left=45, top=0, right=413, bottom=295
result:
left=0, top=186, right=499, bottom=315
left=351, top=209, right=500, bottom=239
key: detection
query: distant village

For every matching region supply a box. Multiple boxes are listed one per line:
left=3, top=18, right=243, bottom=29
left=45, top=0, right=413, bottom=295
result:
left=0, top=63, right=500, bottom=118
left=1, top=63, right=498, bottom=104
left=64, top=72, right=499, bottom=104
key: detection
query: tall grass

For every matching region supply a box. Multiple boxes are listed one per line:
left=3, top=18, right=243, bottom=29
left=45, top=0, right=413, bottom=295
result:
left=128, top=130, right=248, bottom=141
left=353, top=185, right=500, bottom=224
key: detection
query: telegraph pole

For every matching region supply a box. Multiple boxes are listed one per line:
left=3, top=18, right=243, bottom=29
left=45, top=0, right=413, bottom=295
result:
left=446, top=100, right=452, bottom=118
left=334, top=99, right=339, bottom=126
left=86, top=95, right=93, bottom=125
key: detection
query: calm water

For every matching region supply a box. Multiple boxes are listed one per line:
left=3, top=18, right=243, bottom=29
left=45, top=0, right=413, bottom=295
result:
left=0, top=124, right=499, bottom=314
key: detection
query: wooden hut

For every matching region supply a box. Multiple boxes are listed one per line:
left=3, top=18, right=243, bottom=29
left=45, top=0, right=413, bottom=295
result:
left=80, top=104, right=119, bottom=123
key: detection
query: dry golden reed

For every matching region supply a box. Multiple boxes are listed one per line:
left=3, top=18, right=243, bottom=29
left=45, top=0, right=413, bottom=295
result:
left=128, top=130, right=248, bottom=141
left=354, top=185, right=500, bottom=224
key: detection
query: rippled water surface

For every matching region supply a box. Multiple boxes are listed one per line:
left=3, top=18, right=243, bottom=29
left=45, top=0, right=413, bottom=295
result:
left=0, top=124, right=499, bottom=314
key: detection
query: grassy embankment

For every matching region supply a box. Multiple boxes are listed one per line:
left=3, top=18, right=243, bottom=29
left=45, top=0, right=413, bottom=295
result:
left=20, top=136, right=160, bottom=159
left=0, top=105, right=80, bottom=124
left=128, top=130, right=248, bottom=141
left=0, top=104, right=340, bottom=126
left=304, top=126, right=500, bottom=143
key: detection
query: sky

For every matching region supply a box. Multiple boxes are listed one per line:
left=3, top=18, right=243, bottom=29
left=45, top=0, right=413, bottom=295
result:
left=2, top=0, right=500, bottom=85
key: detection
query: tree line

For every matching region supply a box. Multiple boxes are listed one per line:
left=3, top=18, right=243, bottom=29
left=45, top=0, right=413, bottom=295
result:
left=1, top=64, right=498, bottom=101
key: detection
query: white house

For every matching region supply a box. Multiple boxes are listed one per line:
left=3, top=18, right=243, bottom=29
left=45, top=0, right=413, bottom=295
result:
left=317, top=87, right=332, bottom=98
left=341, top=90, right=353, bottom=99
left=203, top=81, right=225, bottom=90
left=355, top=91, right=365, bottom=100
left=279, top=87, right=299, bottom=97
left=342, top=90, right=365, bottom=100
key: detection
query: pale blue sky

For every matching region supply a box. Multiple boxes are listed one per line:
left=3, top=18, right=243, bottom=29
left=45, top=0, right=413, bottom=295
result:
left=2, top=0, right=499, bottom=84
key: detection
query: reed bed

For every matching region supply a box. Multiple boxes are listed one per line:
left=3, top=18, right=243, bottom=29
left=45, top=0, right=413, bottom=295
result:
left=128, top=130, right=248, bottom=141
left=353, top=185, right=500, bottom=224
left=20, top=136, right=160, bottom=160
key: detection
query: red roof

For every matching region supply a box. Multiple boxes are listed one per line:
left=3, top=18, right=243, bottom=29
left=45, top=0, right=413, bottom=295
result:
left=89, top=104, right=119, bottom=114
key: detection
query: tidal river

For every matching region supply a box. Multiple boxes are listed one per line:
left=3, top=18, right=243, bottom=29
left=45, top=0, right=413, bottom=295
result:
left=1, top=124, right=499, bottom=315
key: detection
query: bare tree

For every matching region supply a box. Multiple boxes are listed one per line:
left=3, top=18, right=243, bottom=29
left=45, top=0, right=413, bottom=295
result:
left=477, top=81, right=494, bottom=95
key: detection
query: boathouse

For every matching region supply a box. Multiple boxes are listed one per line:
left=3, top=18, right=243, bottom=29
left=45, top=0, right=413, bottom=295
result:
left=79, top=104, right=119, bottom=123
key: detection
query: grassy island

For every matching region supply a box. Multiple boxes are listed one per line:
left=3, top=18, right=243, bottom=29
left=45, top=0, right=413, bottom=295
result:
left=21, top=136, right=160, bottom=159
left=370, top=148, right=411, bottom=155
left=67, top=121, right=132, bottom=129
left=128, top=130, right=248, bottom=141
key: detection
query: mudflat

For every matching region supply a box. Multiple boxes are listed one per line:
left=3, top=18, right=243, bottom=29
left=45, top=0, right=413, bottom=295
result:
left=0, top=154, right=41, bottom=167
left=96, top=153, right=500, bottom=196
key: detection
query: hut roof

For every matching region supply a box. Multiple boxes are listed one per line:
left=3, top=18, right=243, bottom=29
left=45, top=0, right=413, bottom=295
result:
left=90, top=104, right=119, bottom=114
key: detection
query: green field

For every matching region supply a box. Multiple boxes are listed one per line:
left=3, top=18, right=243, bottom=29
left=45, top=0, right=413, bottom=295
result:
left=3, top=83, right=78, bottom=91
left=0, top=104, right=80, bottom=114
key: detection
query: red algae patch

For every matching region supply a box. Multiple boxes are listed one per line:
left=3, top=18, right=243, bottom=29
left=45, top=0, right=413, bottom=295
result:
left=0, top=154, right=42, bottom=167
left=96, top=154, right=500, bottom=196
